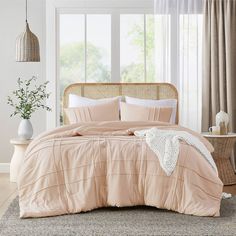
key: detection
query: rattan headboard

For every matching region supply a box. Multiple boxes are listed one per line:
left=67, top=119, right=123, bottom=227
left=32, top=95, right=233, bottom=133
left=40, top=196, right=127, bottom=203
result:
left=63, top=83, right=178, bottom=125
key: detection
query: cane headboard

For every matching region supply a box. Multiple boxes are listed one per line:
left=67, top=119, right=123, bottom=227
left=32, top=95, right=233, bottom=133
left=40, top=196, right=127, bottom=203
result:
left=63, top=83, right=178, bottom=125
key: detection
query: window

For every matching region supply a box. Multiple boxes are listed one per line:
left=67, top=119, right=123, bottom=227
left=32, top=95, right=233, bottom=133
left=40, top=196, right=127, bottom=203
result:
left=120, top=14, right=155, bottom=82
left=60, top=14, right=111, bottom=94
left=60, top=12, right=155, bottom=87
left=59, top=11, right=155, bottom=122
left=48, top=0, right=203, bottom=129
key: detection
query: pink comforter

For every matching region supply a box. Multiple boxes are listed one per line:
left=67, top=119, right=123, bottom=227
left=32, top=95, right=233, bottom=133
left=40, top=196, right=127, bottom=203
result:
left=18, top=121, right=223, bottom=218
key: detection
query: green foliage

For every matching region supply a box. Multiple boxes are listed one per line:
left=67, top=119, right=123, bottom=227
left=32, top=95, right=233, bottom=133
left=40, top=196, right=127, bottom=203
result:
left=121, top=15, right=155, bottom=82
left=7, top=77, right=51, bottom=120
left=128, top=16, right=155, bottom=56
left=60, top=16, right=155, bottom=88
left=121, top=64, right=144, bottom=83
left=60, top=42, right=110, bottom=97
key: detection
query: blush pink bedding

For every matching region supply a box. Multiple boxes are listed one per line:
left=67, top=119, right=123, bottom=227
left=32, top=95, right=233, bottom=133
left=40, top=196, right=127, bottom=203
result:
left=17, top=121, right=223, bottom=218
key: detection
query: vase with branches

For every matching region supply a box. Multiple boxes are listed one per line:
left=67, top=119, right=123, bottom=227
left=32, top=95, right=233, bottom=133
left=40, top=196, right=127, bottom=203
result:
left=7, top=76, right=51, bottom=140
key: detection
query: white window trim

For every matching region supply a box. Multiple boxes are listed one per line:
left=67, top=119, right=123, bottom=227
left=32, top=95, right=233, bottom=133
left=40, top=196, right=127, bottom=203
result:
left=46, top=0, right=154, bottom=129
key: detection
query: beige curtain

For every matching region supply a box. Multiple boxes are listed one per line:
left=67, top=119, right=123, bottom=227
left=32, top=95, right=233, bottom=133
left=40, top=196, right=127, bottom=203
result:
left=202, top=0, right=236, bottom=171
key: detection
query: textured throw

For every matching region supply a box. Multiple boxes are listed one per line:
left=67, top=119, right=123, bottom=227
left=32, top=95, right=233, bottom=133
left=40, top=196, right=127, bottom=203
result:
left=135, top=128, right=217, bottom=176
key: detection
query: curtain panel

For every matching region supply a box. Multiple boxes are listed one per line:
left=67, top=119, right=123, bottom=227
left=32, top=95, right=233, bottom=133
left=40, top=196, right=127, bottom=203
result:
left=202, top=0, right=236, bottom=172
left=154, top=0, right=203, bottom=132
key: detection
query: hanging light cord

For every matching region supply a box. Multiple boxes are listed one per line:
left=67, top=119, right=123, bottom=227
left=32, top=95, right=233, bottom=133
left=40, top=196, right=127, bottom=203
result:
left=25, top=0, right=28, bottom=23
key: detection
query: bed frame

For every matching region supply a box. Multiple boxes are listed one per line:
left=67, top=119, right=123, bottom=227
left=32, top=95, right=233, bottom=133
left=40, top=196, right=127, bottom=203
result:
left=63, top=83, right=179, bottom=125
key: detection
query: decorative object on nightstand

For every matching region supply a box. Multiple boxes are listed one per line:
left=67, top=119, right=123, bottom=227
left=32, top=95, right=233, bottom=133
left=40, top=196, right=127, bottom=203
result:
left=10, top=138, right=32, bottom=183
left=208, top=126, right=220, bottom=135
left=202, top=133, right=236, bottom=185
left=216, top=111, right=229, bottom=135
left=7, top=77, right=51, bottom=140
left=18, top=119, right=33, bottom=140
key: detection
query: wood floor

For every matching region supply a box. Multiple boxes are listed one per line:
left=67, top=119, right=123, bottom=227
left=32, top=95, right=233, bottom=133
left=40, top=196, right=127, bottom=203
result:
left=0, top=173, right=236, bottom=219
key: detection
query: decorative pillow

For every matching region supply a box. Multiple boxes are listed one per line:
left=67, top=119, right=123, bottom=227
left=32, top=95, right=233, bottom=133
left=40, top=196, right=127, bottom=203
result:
left=69, top=94, right=121, bottom=107
left=64, top=99, right=120, bottom=124
left=120, top=102, right=173, bottom=122
left=125, top=96, right=177, bottom=124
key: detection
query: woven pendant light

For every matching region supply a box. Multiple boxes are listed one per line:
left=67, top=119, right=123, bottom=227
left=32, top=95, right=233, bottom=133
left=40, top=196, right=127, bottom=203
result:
left=16, top=0, right=40, bottom=62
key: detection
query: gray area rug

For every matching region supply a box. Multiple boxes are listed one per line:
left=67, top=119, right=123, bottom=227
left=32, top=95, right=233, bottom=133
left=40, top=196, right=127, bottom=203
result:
left=0, top=197, right=236, bottom=236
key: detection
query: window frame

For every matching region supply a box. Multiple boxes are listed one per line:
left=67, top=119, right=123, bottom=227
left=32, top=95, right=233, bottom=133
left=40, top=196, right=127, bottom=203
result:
left=46, top=0, right=202, bottom=129
left=47, top=0, right=154, bottom=128
left=59, top=11, right=112, bottom=83
left=58, top=8, right=155, bottom=84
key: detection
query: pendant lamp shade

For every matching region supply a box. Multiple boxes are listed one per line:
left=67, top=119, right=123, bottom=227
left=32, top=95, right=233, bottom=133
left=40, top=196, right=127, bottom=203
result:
left=16, top=0, right=40, bottom=62
left=16, top=22, right=40, bottom=62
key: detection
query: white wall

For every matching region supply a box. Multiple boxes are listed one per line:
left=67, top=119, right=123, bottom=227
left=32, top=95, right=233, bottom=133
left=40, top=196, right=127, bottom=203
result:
left=0, top=0, right=46, bottom=164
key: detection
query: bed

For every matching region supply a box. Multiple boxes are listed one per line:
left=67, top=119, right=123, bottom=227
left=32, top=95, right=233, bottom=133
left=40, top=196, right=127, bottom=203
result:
left=17, top=83, right=223, bottom=218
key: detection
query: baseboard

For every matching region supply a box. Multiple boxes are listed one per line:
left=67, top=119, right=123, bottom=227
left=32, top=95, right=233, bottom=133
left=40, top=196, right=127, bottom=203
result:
left=0, top=163, right=10, bottom=173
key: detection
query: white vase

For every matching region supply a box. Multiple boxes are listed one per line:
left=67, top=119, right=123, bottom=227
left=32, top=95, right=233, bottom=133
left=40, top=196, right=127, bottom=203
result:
left=18, top=119, right=33, bottom=140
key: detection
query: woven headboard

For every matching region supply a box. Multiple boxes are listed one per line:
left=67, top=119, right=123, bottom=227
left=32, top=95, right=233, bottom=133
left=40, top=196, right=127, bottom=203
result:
left=63, top=83, right=178, bottom=125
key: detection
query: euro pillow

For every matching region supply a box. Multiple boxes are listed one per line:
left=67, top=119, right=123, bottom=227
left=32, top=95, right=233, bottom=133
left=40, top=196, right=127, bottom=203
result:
left=125, top=96, right=177, bottom=124
left=120, top=102, right=173, bottom=122
left=64, top=99, right=120, bottom=124
left=69, top=94, right=121, bottom=107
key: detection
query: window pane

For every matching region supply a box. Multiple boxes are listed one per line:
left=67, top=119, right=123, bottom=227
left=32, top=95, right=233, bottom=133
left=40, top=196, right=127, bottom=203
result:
left=120, top=15, right=145, bottom=82
left=60, top=14, right=85, bottom=123
left=59, top=14, right=111, bottom=124
left=87, top=15, right=111, bottom=82
left=60, top=14, right=85, bottom=94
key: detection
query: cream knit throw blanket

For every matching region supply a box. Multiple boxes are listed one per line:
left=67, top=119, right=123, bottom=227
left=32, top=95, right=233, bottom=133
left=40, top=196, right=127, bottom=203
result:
left=134, top=128, right=218, bottom=176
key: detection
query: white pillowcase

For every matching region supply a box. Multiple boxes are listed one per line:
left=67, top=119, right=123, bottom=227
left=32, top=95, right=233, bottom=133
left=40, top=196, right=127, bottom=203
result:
left=125, top=96, right=177, bottom=124
left=69, top=94, right=121, bottom=108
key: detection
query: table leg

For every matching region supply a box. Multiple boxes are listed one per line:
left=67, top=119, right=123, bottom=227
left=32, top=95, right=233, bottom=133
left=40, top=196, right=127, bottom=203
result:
left=10, top=144, right=27, bottom=183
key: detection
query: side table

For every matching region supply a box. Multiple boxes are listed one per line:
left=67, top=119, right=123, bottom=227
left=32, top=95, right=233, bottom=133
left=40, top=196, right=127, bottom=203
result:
left=10, top=138, right=32, bottom=183
left=202, top=133, right=236, bottom=185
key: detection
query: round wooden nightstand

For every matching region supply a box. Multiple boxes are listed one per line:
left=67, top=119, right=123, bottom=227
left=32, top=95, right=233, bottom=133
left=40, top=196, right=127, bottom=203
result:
left=10, top=138, right=32, bottom=183
left=202, top=133, right=236, bottom=185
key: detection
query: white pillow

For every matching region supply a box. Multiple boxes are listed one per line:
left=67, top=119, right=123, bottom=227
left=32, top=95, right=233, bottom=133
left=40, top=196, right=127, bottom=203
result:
left=69, top=94, right=121, bottom=108
left=125, top=96, right=177, bottom=124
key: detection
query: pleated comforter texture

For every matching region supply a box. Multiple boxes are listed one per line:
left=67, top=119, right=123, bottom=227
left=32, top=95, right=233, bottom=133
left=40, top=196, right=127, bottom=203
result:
left=18, top=121, right=223, bottom=218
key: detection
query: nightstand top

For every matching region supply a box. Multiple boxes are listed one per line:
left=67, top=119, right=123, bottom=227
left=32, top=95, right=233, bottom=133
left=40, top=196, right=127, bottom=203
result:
left=10, top=138, right=33, bottom=145
left=202, top=132, right=236, bottom=138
